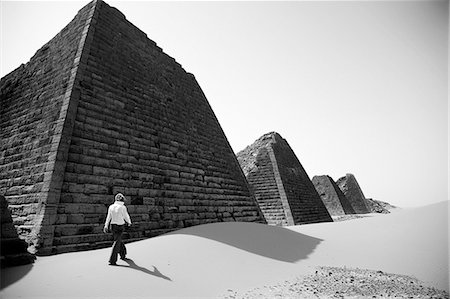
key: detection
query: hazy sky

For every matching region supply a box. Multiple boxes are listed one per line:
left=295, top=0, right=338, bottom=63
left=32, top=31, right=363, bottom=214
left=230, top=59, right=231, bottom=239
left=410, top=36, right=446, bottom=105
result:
left=1, top=1, right=448, bottom=208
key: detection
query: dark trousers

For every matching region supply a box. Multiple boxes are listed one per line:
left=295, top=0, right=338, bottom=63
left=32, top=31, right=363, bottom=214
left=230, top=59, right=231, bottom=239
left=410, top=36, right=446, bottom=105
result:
left=109, top=224, right=127, bottom=264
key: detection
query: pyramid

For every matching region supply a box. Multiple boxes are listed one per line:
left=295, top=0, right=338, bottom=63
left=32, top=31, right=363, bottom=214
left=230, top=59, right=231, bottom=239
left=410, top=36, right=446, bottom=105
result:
left=236, top=132, right=332, bottom=226
left=312, top=175, right=356, bottom=216
left=336, top=174, right=370, bottom=214
left=0, top=0, right=265, bottom=255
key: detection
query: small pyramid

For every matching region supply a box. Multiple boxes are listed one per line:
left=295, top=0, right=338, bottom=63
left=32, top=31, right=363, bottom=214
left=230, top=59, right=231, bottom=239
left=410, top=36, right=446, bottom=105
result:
left=312, top=175, right=356, bottom=216
left=0, top=0, right=264, bottom=255
left=237, top=132, right=332, bottom=225
left=336, top=174, right=370, bottom=214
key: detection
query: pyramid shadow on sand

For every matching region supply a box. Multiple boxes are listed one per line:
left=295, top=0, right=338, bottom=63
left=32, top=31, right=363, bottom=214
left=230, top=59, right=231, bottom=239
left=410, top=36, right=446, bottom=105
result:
left=169, top=222, right=322, bottom=263
left=0, top=263, right=33, bottom=289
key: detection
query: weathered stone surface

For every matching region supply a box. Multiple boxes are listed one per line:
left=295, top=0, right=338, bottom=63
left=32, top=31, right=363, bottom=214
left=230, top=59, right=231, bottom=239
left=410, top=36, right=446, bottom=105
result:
left=1, top=195, right=36, bottom=267
left=336, top=174, right=370, bottom=214
left=237, top=132, right=332, bottom=226
left=373, top=199, right=397, bottom=211
left=312, top=175, right=356, bottom=216
left=365, top=198, right=391, bottom=214
left=0, top=0, right=264, bottom=255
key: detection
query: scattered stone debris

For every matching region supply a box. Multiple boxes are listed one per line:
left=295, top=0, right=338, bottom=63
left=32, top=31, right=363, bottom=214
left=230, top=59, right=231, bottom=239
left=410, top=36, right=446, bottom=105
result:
left=366, top=198, right=391, bottom=214
left=221, top=267, right=449, bottom=298
left=371, top=199, right=398, bottom=212
left=332, top=214, right=372, bottom=222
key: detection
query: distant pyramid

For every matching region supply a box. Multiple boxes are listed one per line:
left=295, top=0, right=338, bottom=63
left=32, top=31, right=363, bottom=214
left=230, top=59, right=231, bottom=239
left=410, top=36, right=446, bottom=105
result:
left=0, top=0, right=265, bottom=255
left=336, top=174, right=370, bottom=214
left=236, top=132, right=332, bottom=226
left=312, top=175, right=356, bottom=216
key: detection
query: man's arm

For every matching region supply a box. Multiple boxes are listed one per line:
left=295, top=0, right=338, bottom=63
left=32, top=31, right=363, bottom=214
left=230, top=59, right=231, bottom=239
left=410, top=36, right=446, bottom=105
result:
left=123, top=206, right=132, bottom=226
left=103, top=206, right=112, bottom=233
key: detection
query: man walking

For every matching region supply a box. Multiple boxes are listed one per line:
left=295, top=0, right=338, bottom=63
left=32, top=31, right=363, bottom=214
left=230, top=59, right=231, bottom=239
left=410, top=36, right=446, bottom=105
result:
left=104, top=193, right=132, bottom=265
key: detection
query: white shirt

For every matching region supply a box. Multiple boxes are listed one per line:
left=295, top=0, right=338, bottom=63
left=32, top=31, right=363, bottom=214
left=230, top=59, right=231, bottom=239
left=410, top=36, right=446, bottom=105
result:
left=104, top=201, right=132, bottom=227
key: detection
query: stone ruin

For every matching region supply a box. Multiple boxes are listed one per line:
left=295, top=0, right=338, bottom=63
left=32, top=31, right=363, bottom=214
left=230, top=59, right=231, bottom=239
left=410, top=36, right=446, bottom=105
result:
left=365, top=198, right=392, bottom=214
left=236, top=132, right=333, bottom=226
left=312, top=175, right=356, bottom=216
left=0, top=0, right=265, bottom=255
left=1, top=195, right=36, bottom=267
left=336, top=174, right=370, bottom=214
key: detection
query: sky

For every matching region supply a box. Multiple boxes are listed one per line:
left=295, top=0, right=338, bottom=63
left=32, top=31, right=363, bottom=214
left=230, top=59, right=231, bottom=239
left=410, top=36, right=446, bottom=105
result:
left=1, top=0, right=448, bottom=208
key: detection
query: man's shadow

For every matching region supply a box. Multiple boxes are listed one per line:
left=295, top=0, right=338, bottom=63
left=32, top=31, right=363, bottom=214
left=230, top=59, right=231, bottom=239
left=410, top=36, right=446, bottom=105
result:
left=117, top=259, right=172, bottom=281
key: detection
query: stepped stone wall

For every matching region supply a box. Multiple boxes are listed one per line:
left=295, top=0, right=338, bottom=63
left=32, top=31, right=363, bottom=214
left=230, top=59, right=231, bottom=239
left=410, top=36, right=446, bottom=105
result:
left=237, top=132, right=332, bottom=226
left=0, top=0, right=265, bottom=255
left=336, top=174, right=370, bottom=214
left=239, top=145, right=287, bottom=225
left=312, top=175, right=356, bottom=216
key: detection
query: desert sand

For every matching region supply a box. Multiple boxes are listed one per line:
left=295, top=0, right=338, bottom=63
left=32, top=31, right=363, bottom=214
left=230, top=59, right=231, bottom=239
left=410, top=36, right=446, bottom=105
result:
left=1, top=201, right=448, bottom=298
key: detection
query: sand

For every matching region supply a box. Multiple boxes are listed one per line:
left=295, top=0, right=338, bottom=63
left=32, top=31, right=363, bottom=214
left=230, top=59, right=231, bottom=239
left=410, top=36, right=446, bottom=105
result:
left=1, top=201, right=448, bottom=298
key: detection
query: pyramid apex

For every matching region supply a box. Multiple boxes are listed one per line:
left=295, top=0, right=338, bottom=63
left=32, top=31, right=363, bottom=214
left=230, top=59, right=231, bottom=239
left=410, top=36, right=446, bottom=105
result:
left=262, top=131, right=281, bottom=138
left=254, top=131, right=283, bottom=145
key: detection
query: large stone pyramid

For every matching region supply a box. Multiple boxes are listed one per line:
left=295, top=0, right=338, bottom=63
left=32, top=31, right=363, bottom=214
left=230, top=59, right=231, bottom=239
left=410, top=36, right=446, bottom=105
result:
left=312, top=175, right=356, bottom=216
left=236, top=132, right=332, bottom=226
left=0, top=0, right=265, bottom=255
left=336, top=174, right=370, bottom=214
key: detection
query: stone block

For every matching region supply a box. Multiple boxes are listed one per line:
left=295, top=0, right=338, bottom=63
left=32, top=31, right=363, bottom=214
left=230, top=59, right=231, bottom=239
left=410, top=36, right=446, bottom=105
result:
left=67, top=214, right=85, bottom=224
